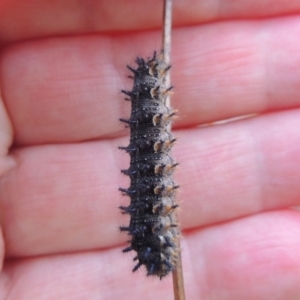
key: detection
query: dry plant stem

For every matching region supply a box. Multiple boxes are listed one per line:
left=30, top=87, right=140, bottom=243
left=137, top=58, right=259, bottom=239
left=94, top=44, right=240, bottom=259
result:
left=162, top=0, right=172, bottom=102
left=162, top=1, right=186, bottom=300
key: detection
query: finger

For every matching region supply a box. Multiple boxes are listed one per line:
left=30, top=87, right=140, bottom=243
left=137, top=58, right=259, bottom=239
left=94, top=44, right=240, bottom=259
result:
left=1, top=110, right=300, bottom=257
left=0, top=140, right=122, bottom=257
left=1, top=0, right=300, bottom=43
left=189, top=210, right=300, bottom=299
left=180, top=109, right=300, bottom=229
left=2, top=16, right=300, bottom=146
left=0, top=210, right=299, bottom=299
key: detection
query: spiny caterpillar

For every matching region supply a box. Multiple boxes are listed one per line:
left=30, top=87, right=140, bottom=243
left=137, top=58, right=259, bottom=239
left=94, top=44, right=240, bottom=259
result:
left=119, top=52, right=179, bottom=278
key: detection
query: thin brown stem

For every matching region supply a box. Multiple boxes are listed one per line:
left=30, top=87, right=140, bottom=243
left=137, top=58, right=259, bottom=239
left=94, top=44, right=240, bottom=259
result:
left=162, top=0, right=172, bottom=108
left=162, top=1, right=186, bottom=300
left=172, top=248, right=186, bottom=300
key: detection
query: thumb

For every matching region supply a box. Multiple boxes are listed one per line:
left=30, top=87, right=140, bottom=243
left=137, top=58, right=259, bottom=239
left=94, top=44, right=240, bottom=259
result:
left=0, top=88, right=15, bottom=271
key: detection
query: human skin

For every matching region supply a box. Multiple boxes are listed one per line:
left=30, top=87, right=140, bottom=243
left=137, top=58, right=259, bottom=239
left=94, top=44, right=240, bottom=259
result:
left=0, top=1, right=300, bottom=299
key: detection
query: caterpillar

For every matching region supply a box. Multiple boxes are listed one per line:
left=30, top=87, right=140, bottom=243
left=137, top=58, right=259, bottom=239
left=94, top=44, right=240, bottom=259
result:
left=119, top=52, right=179, bottom=278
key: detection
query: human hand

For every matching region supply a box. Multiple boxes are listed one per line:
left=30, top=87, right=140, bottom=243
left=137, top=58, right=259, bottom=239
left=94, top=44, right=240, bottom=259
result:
left=0, top=1, right=300, bottom=299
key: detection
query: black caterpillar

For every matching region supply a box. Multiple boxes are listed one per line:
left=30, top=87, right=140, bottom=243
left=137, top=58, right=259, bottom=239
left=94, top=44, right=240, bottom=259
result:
left=119, top=52, right=179, bottom=278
